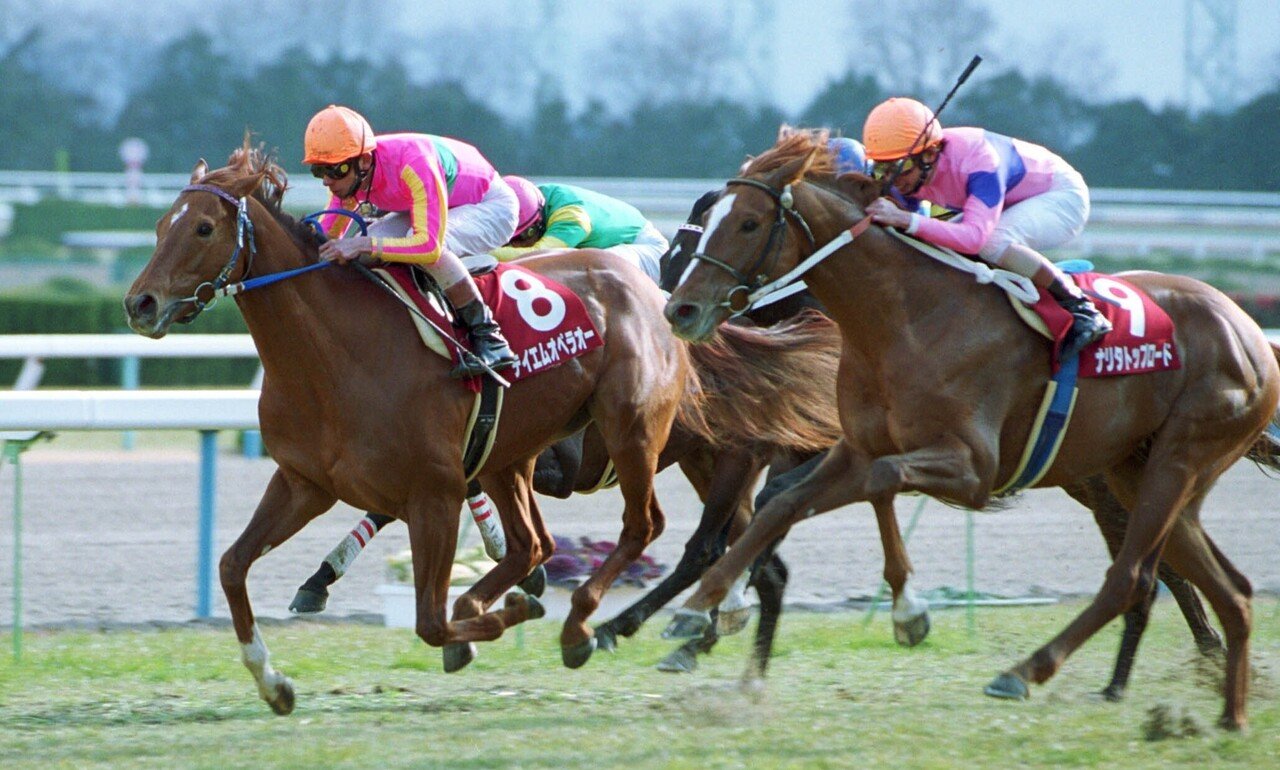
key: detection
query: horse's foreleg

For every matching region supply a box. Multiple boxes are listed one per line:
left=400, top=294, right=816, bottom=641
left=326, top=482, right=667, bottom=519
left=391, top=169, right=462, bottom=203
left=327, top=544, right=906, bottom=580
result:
left=870, top=496, right=929, bottom=647
left=289, top=512, right=395, bottom=614
left=677, top=440, right=869, bottom=619
left=221, top=468, right=335, bottom=714
left=864, top=438, right=984, bottom=505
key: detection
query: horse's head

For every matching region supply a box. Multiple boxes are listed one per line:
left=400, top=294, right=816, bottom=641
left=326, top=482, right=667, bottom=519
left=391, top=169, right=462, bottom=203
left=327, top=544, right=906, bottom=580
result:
left=664, top=130, right=863, bottom=342
left=125, top=141, right=288, bottom=338
left=658, top=189, right=722, bottom=293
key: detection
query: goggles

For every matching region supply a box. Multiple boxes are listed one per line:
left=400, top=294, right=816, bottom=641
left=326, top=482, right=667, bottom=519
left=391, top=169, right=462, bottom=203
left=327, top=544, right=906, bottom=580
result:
left=310, top=160, right=355, bottom=180
left=871, top=156, right=915, bottom=181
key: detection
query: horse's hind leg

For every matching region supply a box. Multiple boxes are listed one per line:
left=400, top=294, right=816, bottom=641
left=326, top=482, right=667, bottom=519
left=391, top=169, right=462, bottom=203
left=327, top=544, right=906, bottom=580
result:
left=222, top=468, right=336, bottom=714
left=1159, top=519, right=1253, bottom=730
left=983, top=457, right=1213, bottom=706
left=446, top=462, right=548, bottom=656
left=1065, top=476, right=1222, bottom=701
left=560, top=425, right=669, bottom=668
left=595, top=446, right=715, bottom=651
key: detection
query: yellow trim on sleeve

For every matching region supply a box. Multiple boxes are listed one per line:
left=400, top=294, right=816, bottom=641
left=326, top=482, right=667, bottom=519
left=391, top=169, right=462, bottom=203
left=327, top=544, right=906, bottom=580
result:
left=370, top=166, right=449, bottom=264
left=491, top=236, right=571, bottom=262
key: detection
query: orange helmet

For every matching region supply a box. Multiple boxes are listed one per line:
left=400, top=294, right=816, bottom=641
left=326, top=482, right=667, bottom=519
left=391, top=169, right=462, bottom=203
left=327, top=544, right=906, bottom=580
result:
left=303, top=105, right=377, bottom=164
left=862, top=98, right=943, bottom=161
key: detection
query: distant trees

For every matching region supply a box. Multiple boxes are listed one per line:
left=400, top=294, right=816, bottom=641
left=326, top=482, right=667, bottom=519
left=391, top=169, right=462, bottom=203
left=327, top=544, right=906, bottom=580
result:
left=1, top=21, right=1278, bottom=190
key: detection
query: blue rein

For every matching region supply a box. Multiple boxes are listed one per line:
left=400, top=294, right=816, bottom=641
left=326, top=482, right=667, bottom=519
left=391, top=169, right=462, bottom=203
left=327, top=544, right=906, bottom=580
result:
left=182, top=198, right=371, bottom=303
left=219, top=209, right=371, bottom=296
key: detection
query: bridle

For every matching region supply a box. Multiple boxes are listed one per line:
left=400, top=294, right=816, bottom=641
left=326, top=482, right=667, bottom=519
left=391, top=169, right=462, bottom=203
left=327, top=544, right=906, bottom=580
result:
left=687, top=176, right=871, bottom=315
left=174, top=184, right=258, bottom=320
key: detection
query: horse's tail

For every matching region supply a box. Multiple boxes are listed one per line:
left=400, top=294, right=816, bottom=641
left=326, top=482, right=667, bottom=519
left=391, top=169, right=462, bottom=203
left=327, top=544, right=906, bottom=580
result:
left=1246, top=342, right=1280, bottom=473
left=682, top=309, right=843, bottom=452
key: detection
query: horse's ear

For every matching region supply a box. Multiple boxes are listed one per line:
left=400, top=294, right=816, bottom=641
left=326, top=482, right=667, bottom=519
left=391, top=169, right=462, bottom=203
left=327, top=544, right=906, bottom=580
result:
left=835, top=172, right=883, bottom=208
left=190, top=159, right=208, bottom=184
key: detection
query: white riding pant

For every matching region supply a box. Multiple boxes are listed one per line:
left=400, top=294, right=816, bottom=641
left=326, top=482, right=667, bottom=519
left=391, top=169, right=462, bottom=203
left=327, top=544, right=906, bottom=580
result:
left=979, top=166, right=1090, bottom=263
left=605, top=222, right=667, bottom=284
left=367, top=174, right=520, bottom=257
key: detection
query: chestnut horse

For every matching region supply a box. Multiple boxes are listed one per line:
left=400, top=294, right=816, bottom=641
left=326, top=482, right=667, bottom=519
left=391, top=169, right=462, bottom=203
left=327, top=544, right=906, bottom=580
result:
left=661, top=132, right=1279, bottom=730
left=666, top=186, right=1224, bottom=698
left=125, top=144, right=700, bottom=714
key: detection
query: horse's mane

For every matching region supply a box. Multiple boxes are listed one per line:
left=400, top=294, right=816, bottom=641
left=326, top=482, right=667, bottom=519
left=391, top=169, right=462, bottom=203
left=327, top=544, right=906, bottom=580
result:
left=741, top=126, right=838, bottom=180
left=199, top=136, right=319, bottom=253
left=688, top=309, right=843, bottom=452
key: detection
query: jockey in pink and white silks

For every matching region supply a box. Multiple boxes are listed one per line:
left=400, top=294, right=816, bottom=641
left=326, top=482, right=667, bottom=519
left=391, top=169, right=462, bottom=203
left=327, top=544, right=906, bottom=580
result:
left=294, top=107, right=528, bottom=616
left=861, top=97, right=1110, bottom=360
left=304, top=104, right=520, bottom=379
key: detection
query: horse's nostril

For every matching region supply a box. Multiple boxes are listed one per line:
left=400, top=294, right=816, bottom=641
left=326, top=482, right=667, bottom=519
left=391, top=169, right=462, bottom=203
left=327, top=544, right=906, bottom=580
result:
left=126, top=294, right=158, bottom=320
left=674, top=304, right=696, bottom=320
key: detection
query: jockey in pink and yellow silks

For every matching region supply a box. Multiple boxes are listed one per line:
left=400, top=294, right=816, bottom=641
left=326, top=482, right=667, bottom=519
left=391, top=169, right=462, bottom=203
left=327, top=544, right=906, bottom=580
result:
left=861, top=97, right=1111, bottom=360
left=303, top=104, right=519, bottom=378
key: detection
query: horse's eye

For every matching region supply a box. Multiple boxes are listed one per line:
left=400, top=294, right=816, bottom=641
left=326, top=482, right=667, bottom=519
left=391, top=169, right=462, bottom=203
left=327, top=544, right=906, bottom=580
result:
left=196, top=222, right=214, bottom=237
left=741, top=219, right=760, bottom=233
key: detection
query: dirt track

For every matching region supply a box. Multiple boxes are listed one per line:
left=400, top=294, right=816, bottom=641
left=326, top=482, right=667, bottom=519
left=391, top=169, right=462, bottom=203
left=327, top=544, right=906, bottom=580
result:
left=1, top=444, right=1278, bottom=628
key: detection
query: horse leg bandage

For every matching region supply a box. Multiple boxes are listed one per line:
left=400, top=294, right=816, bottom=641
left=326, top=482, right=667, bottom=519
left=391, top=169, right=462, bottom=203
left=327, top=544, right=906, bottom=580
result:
left=468, top=491, right=507, bottom=561
left=323, top=514, right=390, bottom=578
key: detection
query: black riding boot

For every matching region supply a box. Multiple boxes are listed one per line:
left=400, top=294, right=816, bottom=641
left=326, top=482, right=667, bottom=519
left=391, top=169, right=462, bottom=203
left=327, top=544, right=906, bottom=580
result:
left=1047, top=278, right=1112, bottom=361
left=451, top=299, right=518, bottom=379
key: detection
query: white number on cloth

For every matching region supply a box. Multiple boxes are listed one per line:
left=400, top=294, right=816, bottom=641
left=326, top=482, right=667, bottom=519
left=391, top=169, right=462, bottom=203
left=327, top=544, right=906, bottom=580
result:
left=499, top=270, right=566, bottom=332
left=1091, top=277, right=1145, bottom=337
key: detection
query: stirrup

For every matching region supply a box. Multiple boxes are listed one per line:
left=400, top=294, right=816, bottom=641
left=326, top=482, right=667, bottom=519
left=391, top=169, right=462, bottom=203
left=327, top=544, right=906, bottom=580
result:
left=1060, top=316, right=1110, bottom=361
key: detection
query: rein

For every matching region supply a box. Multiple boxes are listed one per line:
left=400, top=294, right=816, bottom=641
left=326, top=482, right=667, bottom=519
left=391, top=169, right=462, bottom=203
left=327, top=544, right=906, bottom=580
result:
left=689, top=177, right=871, bottom=315
left=173, top=187, right=507, bottom=385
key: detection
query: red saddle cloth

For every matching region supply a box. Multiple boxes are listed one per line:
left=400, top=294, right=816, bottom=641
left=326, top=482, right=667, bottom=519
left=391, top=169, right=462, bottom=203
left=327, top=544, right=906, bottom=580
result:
left=1031, top=272, right=1180, bottom=377
left=382, top=263, right=603, bottom=391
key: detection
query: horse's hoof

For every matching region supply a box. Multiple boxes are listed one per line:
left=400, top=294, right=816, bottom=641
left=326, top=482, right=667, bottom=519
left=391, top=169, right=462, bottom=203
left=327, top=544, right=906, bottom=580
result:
left=1097, top=685, right=1124, bottom=703
left=288, top=587, right=328, bottom=615
left=594, top=626, right=618, bottom=653
left=518, top=565, right=547, bottom=598
left=443, top=643, right=477, bottom=673
left=266, top=678, right=296, bottom=715
left=893, top=612, right=930, bottom=647
left=717, top=605, right=752, bottom=636
left=984, top=672, right=1030, bottom=700
left=525, top=594, right=546, bottom=621
left=662, top=608, right=713, bottom=640
left=655, top=646, right=698, bottom=674
left=562, top=637, right=597, bottom=669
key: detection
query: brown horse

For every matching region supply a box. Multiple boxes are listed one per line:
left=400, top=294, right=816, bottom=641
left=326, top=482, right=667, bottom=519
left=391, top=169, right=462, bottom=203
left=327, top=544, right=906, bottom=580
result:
left=124, top=143, right=703, bottom=713
left=668, top=185, right=1224, bottom=697
left=661, top=131, right=1279, bottom=730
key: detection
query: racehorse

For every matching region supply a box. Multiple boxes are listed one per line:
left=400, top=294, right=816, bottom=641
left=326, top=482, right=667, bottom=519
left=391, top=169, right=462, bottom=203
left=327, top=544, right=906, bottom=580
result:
left=661, top=130, right=1279, bottom=730
left=665, top=184, right=1225, bottom=698
left=123, top=141, right=845, bottom=713
left=125, top=142, right=697, bottom=713
left=288, top=188, right=843, bottom=677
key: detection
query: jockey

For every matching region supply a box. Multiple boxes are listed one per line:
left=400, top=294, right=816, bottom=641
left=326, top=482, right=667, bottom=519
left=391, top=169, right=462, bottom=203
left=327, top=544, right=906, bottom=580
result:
left=861, top=97, right=1111, bottom=360
left=303, top=104, right=519, bottom=378
left=828, top=135, right=869, bottom=176
left=492, top=176, right=669, bottom=283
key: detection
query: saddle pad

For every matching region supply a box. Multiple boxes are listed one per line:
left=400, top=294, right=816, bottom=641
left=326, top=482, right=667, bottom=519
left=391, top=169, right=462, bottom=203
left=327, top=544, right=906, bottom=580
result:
left=1017, top=272, right=1180, bottom=378
left=380, top=263, right=603, bottom=391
